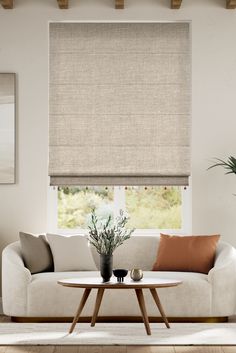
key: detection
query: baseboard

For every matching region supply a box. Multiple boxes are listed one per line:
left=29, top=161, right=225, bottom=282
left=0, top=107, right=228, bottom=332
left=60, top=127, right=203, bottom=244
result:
left=11, top=316, right=228, bottom=323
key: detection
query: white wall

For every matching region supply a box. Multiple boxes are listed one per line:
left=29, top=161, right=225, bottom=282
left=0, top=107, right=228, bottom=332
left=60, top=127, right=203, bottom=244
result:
left=0, top=0, right=236, bottom=292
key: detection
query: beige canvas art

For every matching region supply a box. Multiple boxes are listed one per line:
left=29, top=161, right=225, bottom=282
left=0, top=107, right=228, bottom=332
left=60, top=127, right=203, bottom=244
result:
left=0, top=73, right=15, bottom=184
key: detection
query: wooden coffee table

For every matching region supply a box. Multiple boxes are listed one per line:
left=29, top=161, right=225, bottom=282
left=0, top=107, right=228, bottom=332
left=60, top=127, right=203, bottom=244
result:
left=58, top=277, right=182, bottom=335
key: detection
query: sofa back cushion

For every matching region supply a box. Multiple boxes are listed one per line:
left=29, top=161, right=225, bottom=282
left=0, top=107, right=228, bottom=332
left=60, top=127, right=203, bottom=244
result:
left=152, top=233, right=220, bottom=274
left=91, top=235, right=160, bottom=271
left=19, top=232, right=53, bottom=274
left=47, top=234, right=97, bottom=272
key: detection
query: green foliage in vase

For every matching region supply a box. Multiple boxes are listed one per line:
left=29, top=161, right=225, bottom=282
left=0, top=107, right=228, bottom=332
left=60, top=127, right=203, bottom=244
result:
left=88, top=209, right=135, bottom=255
left=208, top=156, right=236, bottom=175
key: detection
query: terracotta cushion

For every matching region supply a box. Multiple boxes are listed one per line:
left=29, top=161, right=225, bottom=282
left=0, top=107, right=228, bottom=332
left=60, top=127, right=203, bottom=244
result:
left=152, top=234, right=220, bottom=274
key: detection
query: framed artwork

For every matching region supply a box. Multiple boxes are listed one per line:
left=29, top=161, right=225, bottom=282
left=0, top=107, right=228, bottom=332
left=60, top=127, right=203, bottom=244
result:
left=0, top=73, right=16, bottom=184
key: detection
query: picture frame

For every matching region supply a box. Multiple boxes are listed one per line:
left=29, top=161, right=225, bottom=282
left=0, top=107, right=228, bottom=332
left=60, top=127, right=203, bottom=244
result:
left=0, top=73, right=16, bottom=184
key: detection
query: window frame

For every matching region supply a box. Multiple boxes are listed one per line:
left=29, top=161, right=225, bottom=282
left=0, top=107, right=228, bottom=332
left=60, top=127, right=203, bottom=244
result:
left=47, top=182, right=192, bottom=235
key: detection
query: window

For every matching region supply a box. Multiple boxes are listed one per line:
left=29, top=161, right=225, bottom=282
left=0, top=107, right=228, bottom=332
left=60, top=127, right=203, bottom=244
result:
left=125, top=187, right=182, bottom=229
left=47, top=185, right=191, bottom=234
left=58, top=187, right=114, bottom=229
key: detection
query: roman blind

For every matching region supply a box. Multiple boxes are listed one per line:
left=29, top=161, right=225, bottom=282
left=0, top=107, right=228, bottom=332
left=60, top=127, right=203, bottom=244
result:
left=49, top=23, right=191, bottom=186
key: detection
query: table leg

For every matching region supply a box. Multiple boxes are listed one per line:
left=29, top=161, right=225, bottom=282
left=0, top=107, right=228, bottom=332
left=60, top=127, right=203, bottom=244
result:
left=69, top=288, right=91, bottom=334
left=150, top=288, right=170, bottom=329
left=91, top=288, right=105, bottom=327
left=135, top=288, right=151, bottom=335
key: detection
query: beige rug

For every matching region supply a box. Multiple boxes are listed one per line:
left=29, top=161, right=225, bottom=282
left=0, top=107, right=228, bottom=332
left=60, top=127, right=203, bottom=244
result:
left=0, top=322, right=236, bottom=345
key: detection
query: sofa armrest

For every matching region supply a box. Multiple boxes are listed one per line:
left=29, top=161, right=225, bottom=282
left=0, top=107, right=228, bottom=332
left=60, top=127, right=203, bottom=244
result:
left=2, top=241, right=31, bottom=316
left=207, top=242, right=236, bottom=316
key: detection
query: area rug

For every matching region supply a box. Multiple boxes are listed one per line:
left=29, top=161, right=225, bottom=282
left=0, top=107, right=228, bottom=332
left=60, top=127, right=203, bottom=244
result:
left=0, top=323, right=236, bottom=345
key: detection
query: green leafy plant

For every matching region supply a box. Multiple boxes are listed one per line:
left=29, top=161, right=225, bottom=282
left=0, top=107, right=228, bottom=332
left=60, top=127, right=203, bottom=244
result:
left=88, top=209, right=135, bottom=255
left=208, top=156, right=236, bottom=175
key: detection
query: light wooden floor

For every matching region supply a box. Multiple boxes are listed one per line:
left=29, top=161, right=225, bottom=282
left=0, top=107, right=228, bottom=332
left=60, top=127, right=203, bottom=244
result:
left=0, top=316, right=236, bottom=353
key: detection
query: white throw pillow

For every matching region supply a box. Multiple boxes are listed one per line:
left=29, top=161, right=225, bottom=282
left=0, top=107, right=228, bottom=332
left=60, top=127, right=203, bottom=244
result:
left=47, top=234, right=97, bottom=272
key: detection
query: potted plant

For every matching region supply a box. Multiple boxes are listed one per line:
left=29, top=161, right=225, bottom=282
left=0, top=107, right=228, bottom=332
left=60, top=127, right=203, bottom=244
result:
left=208, top=156, right=236, bottom=194
left=208, top=156, right=236, bottom=175
left=88, top=209, right=135, bottom=282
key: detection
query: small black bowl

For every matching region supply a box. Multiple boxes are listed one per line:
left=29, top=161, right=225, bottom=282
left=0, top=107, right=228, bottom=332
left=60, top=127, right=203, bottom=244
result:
left=113, top=269, right=128, bottom=283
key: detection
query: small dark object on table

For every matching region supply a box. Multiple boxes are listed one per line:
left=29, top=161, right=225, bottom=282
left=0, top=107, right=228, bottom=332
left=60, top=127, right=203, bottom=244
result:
left=113, top=269, right=128, bottom=282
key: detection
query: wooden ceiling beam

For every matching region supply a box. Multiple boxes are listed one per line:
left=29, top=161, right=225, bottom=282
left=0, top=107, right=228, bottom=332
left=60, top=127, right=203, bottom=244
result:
left=171, top=0, right=182, bottom=9
left=115, top=0, right=124, bottom=9
left=1, top=0, right=234, bottom=12
left=57, top=0, right=69, bottom=9
left=226, top=0, right=236, bottom=8
left=0, top=0, right=13, bottom=9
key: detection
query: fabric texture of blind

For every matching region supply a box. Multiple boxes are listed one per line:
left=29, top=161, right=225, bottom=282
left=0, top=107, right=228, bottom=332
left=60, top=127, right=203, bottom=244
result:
left=49, top=23, right=191, bottom=186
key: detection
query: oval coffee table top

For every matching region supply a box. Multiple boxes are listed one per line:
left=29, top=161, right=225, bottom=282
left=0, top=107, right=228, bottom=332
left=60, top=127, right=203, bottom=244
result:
left=58, top=277, right=182, bottom=289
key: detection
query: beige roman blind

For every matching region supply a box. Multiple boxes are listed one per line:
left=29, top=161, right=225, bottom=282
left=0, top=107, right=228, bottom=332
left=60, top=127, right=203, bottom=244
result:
left=49, top=23, right=191, bottom=186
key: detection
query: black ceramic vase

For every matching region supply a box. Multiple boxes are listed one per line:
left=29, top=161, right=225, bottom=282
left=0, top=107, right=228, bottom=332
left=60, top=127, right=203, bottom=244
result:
left=100, top=254, right=113, bottom=282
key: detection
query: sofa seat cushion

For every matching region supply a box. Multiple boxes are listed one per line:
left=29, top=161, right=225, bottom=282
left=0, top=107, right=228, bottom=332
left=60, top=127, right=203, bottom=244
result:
left=27, top=271, right=211, bottom=317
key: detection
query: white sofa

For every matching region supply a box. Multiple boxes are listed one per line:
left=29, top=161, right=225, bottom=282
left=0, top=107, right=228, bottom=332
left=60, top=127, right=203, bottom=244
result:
left=2, top=236, right=236, bottom=321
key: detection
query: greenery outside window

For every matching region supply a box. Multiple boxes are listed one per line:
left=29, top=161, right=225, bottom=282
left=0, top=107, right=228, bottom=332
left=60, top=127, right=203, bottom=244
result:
left=48, top=186, right=191, bottom=234
left=58, top=186, right=114, bottom=229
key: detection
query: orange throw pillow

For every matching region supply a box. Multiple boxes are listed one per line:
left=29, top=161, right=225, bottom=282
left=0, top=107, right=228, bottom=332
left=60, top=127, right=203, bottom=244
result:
left=152, top=234, right=220, bottom=274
